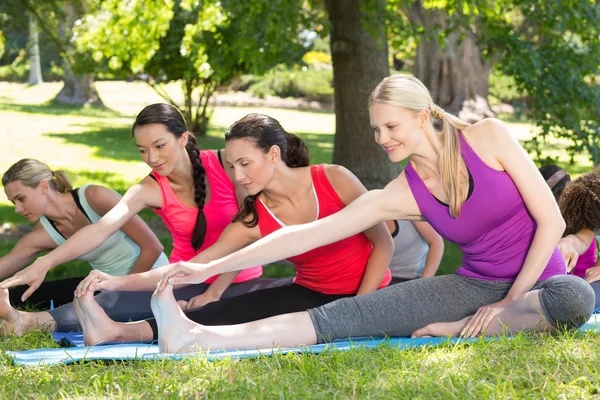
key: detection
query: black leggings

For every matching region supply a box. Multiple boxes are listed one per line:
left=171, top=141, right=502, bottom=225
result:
left=147, top=283, right=353, bottom=339
left=10, top=277, right=84, bottom=309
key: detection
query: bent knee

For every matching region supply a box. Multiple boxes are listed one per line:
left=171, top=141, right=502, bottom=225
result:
left=539, top=275, right=595, bottom=329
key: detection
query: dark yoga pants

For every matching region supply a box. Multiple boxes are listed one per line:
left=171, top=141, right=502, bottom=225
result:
left=146, top=282, right=354, bottom=339
left=49, top=277, right=294, bottom=332
left=10, top=277, right=84, bottom=309
left=308, top=274, right=595, bottom=343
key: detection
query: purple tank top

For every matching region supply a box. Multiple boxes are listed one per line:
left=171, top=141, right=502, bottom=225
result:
left=405, top=133, right=565, bottom=281
left=571, top=240, right=597, bottom=278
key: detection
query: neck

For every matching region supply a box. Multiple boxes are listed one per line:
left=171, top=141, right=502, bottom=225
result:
left=261, top=164, right=307, bottom=203
left=409, top=127, right=443, bottom=178
left=168, top=150, right=195, bottom=187
left=44, top=191, right=78, bottom=223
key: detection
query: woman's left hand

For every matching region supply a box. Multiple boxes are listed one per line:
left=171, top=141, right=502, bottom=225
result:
left=461, top=300, right=512, bottom=338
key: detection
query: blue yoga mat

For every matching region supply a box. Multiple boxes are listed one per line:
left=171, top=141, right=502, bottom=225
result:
left=9, top=336, right=481, bottom=367
left=52, top=332, right=157, bottom=348
left=11, top=315, right=600, bottom=367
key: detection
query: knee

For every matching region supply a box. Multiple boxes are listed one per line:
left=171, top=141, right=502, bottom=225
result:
left=539, top=275, right=595, bottom=329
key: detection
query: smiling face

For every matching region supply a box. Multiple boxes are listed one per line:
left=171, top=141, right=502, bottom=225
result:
left=133, top=123, right=187, bottom=176
left=4, top=180, right=48, bottom=222
left=225, top=138, right=277, bottom=195
left=369, top=101, right=426, bottom=163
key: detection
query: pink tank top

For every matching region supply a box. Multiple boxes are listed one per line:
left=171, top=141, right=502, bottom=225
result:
left=152, top=150, right=262, bottom=283
left=571, top=240, right=597, bottom=278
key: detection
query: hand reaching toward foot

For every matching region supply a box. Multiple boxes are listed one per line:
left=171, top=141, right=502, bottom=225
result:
left=0, top=258, right=51, bottom=301
left=157, top=261, right=213, bottom=291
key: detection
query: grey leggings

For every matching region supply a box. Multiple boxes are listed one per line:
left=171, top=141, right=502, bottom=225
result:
left=49, top=277, right=293, bottom=332
left=308, top=274, right=595, bottom=343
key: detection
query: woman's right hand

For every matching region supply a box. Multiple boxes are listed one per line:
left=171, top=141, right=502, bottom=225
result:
left=75, top=270, right=122, bottom=297
left=157, top=261, right=213, bottom=291
left=0, top=258, right=52, bottom=301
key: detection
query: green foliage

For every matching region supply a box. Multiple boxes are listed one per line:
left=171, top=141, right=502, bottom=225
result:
left=385, top=0, right=600, bottom=165
left=247, top=65, right=334, bottom=103
left=486, top=0, right=600, bottom=164
left=75, top=0, right=315, bottom=134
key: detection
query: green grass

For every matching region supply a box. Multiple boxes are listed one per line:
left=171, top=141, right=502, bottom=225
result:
left=0, top=81, right=598, bottom=398
left=0, top=332, right=600, bottom=397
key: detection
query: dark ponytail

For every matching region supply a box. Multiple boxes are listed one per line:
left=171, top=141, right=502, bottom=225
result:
left=133, top=103, right=208, bottom=250
left=225, top=113, right=310, bottom=227
left=539, top=164, right=571, bottom=201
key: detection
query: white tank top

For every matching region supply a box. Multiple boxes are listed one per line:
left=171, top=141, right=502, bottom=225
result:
left=39, top=184, right=169, bottom=276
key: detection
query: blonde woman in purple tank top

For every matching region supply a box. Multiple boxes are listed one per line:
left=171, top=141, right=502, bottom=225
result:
left=128, top=75, right=593, bottom=354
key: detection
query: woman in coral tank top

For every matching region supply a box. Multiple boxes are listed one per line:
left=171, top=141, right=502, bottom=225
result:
left=0, top=104, right=285, bottom=336
left=70, top=113, right=394, bottom=346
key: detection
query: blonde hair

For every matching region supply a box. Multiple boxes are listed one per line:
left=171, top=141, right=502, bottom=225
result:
left=2, top=159, right=72, bottom=193
left=369, top=75, right=471, bottom=217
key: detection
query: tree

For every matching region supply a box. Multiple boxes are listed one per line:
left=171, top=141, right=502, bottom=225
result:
left=76, top=0, right=311, bottom=134
left=403, top=2, right=493, bottom=121
left=7, top=0, right=104, bottom=105
left=27, top=15, right=43, bottom=85
left=389, top=0, right=600, bottom=163
left=325, top=0, right=402, bottom=189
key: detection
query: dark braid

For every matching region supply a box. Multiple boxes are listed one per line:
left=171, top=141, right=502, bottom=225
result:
left=559, top=171, right=600, bottom=236
left=185, top=134, right=208, bottom=250
left=132, top=103, right=208, bottom=250
left=225, top=113, right=310, bottom=228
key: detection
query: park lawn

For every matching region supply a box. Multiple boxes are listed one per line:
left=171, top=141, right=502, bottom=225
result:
left=0, top=81, right=598, bottom=398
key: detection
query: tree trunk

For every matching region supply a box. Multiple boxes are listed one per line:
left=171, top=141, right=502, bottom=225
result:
left=28, top=16, right=43, bottom=86
left=407, top=2, right=494, bottom=122
left=55, top=66, right=103, bottom=106
left=325, top=0, right=401, bottom=189
left=52, top=1, right=103, bottom=106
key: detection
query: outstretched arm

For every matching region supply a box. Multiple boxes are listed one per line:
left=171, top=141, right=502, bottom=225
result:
left=162, top=178, right=420, bottom=288
left=83, top=185, right=164, bottom=274
left=1, top=179, right=159, bottom=299
left=77, top=220, right=261, bottom=295
left=0, top=224, right=56, bottom=280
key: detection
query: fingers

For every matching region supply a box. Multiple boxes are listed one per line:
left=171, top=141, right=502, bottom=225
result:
left=462, top=308, right=489, bottom=338
left=567, top=253, right=578, bottom=272
left=0, top=276, right=24, bottom=290
left=21, top=282, right=41, bottom=302
left=176, top=300, right=188, bottom=309
left=157, top=270, right=188, bottom=291
left=75, top=274, right=99, bottom=297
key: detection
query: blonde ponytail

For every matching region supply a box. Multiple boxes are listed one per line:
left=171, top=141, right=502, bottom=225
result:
left=370, top=74, right=470, bottom=217
left=2, top=159, right=72, bottom=193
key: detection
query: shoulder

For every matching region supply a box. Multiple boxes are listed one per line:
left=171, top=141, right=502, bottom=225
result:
left=83, top=185, right=122, bottom=214
left=322, top=164, right=358, bottom=186
left=464, top=118, right=514, bottom=147
left=321, top=164, right=366, bottom=205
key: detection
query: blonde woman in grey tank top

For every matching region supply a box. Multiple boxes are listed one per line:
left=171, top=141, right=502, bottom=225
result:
left=385, top=220, right=444, bottom=284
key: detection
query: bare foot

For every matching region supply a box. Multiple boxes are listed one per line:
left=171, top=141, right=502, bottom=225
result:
left=73, top=290, right=123, bottom=345
left=0, top=288, right=23, bottom=336
left=411, top=316, right=472, bottom=338
left=150, top=283, right=204, bottom=354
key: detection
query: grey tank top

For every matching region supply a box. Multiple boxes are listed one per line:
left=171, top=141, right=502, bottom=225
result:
left=389, top=220, right=429, bottom=279
left=39, top=184, right=169, bottom=276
